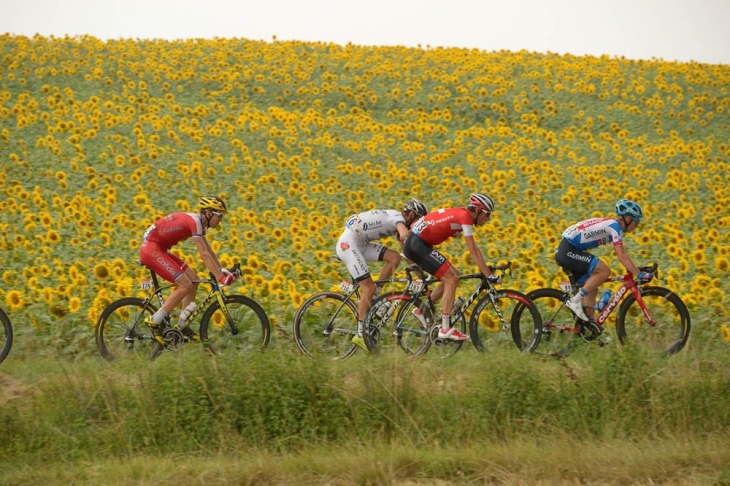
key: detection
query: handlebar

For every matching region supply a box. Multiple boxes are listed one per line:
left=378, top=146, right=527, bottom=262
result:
left=607, top=262, right=660, bottom=284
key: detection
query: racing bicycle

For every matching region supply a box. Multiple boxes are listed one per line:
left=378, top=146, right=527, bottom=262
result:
left=293, top=269, right=412, bottom=360
left=522, top=263, right=690, bottom=357
left=364, top=262, right=542, bottom=358
left=95, top=261, right=270, bottom=361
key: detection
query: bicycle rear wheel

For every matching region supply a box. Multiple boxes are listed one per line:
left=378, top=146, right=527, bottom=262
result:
left=616, top=286, right=691, bottom=355
left=199, top=294, right=270, bottom=358
left=293, top=292, right=359, bottom=360
left=0, top=308, right=12, bottom=364
left=470, top=289, right=541, bottom=353
left=95, top=297, right=163, bottom=361
left=526, top=288, right=582, bottom=357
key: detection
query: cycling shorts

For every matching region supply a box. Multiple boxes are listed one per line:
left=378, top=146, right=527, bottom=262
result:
left=335, top=228, right=388, bottom=282
left=554, top=238, right=598, bottom=284
left=402, top=232, right=452, bottom=279
left=140, top=240, right=188, bottom=283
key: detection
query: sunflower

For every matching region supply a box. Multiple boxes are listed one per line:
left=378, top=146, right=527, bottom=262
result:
left=68, top=297, right=81, bottom=313
left=94, top=263, right=110, bottom=280
left=5, top=290, right=24, bottom=311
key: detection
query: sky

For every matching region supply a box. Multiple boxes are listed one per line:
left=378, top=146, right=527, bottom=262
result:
left=3, top=0, right=730, bottom=65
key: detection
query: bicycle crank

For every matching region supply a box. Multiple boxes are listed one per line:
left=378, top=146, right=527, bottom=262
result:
left=429, top=326, right=450, bottom=347
left=579, top=320, right=603, bottom=343
left=162, top=328, right=184, bottom=350
left=366, top=325, right=381, bottom=345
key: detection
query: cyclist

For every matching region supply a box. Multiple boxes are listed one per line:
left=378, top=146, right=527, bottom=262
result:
left=403, top=193, right=502, bottom=341
left=139, top=196, right=236, bottom=344
left=337, top=198, right=429, bottom=351
left=556, top=199, right=653, bottom=322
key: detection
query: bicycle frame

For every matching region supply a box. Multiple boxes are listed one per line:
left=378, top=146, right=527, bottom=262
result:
left=594, top=273, right=645, bottom=327
left=558, top=263, right=659, bottom=332
left=139, top=266, right=235, bottom=332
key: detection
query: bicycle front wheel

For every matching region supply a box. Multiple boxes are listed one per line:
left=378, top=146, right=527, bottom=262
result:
left=95, top=297, right=163, bottom=362
left=199, top=294, right=270, bottom=358
left=470, top=289, right=541, bottom=353
left=0, top=308, right=12, bottom=364
left=526, top=288, right=582, bottom=357
left=293, top=292, right=358, bottom=360
left=616, top=286, right=691, bottom=355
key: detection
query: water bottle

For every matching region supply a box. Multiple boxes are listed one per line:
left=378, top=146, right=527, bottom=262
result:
left=596, top=290, right=612, bottom=311
left=375, top=301, right=391, bottom=319
left=179, top=302, right=198, bottom=325
left=453, top=296, right=465, bottom=314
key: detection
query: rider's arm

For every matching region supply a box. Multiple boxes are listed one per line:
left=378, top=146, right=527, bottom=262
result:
left=614, top=243, right=641, bottom=276
left=464, top=234, right=494, bottom=277
left=193, top=235, right=225, bottom=280
left=395, top=222, right=409, bottom=243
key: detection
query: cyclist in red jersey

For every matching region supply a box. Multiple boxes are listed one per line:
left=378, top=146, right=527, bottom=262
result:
left=139, top=196, right=236, bottom=343
left=403, top=193, right=502, bottom=341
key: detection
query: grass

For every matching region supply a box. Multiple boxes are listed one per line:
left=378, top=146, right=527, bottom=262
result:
left=1, top=345, right=728, bottom=484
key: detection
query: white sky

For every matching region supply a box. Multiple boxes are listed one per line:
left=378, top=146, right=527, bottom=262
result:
left=3, top=0, right=730, bottom=65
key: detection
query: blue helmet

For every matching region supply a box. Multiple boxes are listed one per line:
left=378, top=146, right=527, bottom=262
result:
left=615, top=199, right=643, bottom=221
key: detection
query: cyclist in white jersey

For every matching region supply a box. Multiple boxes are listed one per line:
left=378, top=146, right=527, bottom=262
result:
left=555, top=199, right=654, bottom=321
left=336, top=198, right=428, bottom=350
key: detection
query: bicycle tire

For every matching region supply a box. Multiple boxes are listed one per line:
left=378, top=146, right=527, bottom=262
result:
left=364, top=292, right=438, bottom=357
left=470, top=289, right=542, bottom=353
left=615, top=286, right=691, bottom=355
left=293, top=292, right=359, bottom=360
left=0, top=307, right=12, bottom=364
left=95, top=297, right=164, bottom=362
left=525, top=288, right=582, bottom=357
left=198, top=294, right=270, bottom=358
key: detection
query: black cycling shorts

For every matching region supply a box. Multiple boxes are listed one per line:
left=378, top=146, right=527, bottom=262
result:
left=403, top=232, right=452, bottom=279
left=554, top=238, right=598, bottom=284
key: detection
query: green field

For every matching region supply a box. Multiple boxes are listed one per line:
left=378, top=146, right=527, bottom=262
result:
left=1, top=34, right=729, bottom=484
left=1, top=348, right=729, bottom=485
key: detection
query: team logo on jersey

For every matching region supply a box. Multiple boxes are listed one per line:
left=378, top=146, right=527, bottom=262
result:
left=340, top=242, right=350, bottom=251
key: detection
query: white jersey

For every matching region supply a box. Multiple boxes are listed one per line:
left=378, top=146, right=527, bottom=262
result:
left=344, top=210, right=406, bottom=243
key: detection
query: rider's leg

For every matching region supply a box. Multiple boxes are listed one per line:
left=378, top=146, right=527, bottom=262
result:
left=438, top=266, right=460, bottom=330
left=356, top=277, right=376, bottom=337
left=377, top=249, right=402, bottom=281
left=577, top=260, right=611, bottom=319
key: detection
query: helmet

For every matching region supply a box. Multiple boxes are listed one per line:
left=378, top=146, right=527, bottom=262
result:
left=615, top=199, right=643, bottom=220
left=468, top=193, right=495, bottom=213
left=199, top=196, right=227, bottom=213
left=403, top=197, right=428, bottom=218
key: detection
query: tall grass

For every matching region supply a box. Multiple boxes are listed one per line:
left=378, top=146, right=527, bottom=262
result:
left=1, top=348, right=728, bottom=483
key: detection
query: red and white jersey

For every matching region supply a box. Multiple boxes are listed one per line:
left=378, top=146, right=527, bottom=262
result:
left=142, top=212, right=205, bottom=249
left=410, top=208, right=474, bottom=246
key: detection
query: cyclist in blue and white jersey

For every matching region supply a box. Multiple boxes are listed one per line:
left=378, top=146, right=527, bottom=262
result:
left=555, top=199, right=653, bottom=321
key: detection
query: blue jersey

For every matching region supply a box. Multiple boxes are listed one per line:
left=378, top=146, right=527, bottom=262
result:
left=562, top=217, right=623, bottom=250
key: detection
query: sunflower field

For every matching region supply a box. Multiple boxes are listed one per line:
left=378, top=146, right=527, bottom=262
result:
left=0, top=34, right=728, bottom=353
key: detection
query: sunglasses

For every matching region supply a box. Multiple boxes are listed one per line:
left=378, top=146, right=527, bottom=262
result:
left=212, top=211, right=224, bottom=218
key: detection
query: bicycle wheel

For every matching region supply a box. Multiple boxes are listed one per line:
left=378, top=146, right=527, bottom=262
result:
left=469, top=289, right=541, bottom=353
left=365, top=293, right=436, bottom=357
left=293, top=292, right=359, bottom=360
left=0, top=308, right=12, bottom=364
left=199, top=294, right=271, bottom=357
left=525, top=288, right=582, bottom=357
left=616, top=286, right=691, bottom=355
left=95, top=297, right=163, bottom=361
